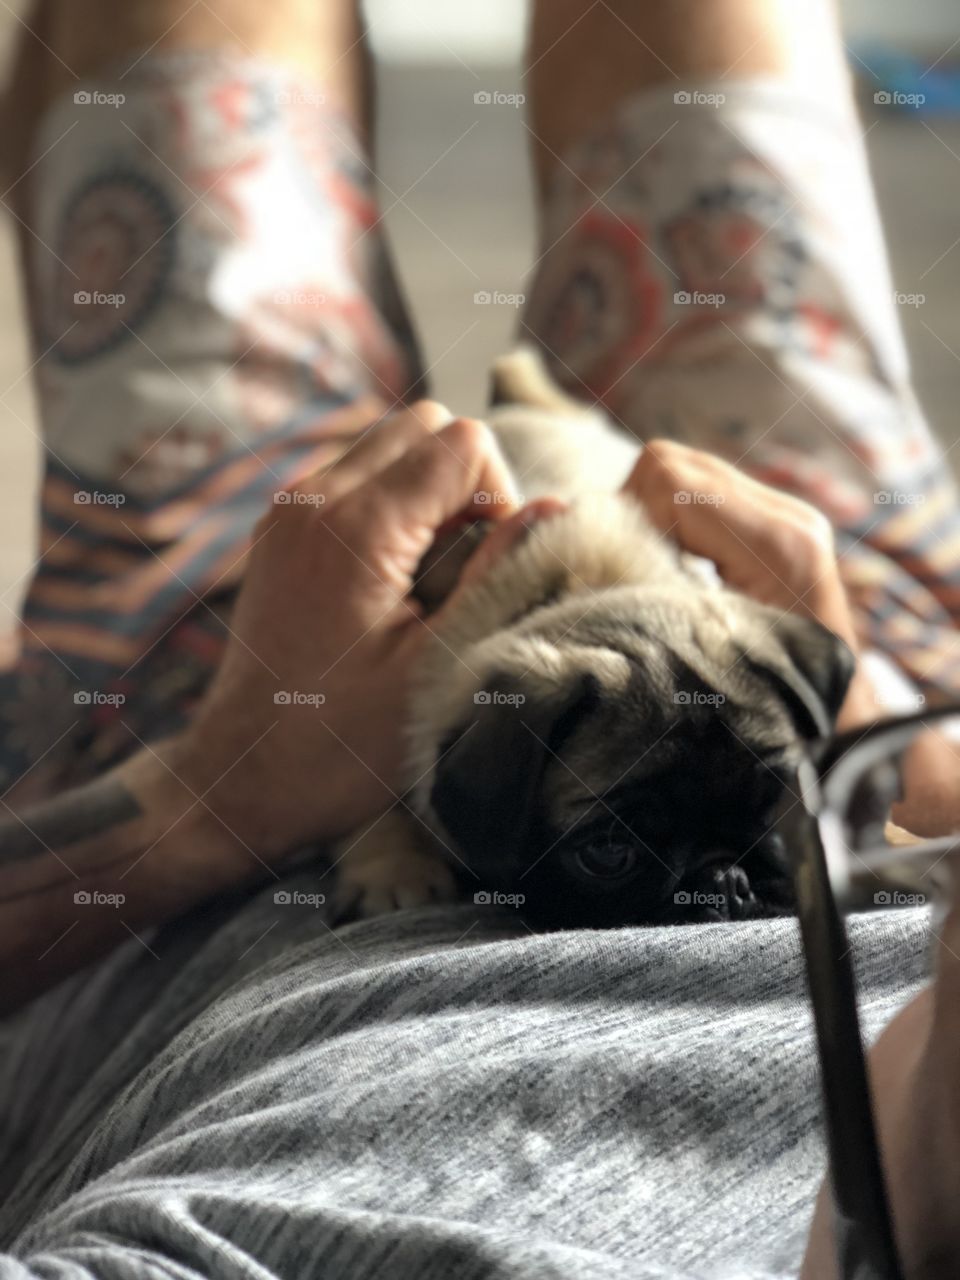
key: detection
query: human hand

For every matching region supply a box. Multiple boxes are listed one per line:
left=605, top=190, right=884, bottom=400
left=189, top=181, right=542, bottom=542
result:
left=630, top=450, right=960, bottom=1274
left=802, top=879, right=960, bottom=1280
left=624, top=440, right=876, bottom=730
left=625, top=440, right=858, bottom=643
left=169, top=401, right=529, bottom=877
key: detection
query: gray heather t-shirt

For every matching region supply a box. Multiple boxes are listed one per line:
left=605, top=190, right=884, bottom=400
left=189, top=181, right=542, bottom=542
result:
left=0, top=864, right=929, bottom=1279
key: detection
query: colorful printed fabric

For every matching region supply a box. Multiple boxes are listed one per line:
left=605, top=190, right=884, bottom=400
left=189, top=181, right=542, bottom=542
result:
left=523, top=79, right=960, bottom=701
left=4, top=65, right=960, bottom=798
left=1, top=54, right=421, bottom=795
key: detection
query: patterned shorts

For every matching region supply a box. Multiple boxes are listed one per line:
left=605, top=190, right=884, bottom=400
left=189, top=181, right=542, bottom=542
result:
left=3, top=59, right=959, bottom=795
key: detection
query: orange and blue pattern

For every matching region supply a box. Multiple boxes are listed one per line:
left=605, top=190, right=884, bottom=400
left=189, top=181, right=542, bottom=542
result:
left=0, top=55, right=419, bottom=795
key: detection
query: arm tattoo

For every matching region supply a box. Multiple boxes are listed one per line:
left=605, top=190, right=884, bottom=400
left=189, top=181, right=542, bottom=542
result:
left=0, top=777, right=143, bottom=867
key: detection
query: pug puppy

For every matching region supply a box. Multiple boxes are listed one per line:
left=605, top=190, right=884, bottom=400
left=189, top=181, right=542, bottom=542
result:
left=334, top=349, right=854, bottom=928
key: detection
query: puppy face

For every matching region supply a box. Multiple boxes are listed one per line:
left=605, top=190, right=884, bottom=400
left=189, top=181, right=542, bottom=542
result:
left=408, top=496, right=853, bottom=928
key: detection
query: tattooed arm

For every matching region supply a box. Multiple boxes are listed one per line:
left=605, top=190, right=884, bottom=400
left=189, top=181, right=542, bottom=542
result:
left=0, top=741, right=248, bottom=1014
left=0, top=405, right=520, bottom=1014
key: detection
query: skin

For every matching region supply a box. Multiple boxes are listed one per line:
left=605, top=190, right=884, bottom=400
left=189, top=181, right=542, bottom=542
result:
left=1, top=0, right=956, bottom=1271
left=4, top=427, right=956, bottom=1278
left=0, top=401, right=526, bottom=1011
left=0, top=428, right=891, bottom=1005
left=624, top=442, right=960, bottom=1280
left=525, top=0, right=853, bottom=192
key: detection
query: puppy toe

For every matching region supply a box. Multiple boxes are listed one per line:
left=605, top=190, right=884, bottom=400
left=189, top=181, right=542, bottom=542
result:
left=394, top=862, right=458, bottom=911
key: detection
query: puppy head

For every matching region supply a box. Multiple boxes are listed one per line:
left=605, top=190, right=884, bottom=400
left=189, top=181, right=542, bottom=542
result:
left=409, top=497, right=853, bottom=927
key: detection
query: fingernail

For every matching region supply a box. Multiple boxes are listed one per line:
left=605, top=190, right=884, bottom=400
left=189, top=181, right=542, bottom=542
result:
left=418, top=401, right=455, bottom=430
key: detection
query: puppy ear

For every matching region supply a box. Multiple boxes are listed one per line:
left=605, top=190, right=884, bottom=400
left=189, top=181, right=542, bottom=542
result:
left=489, top=347, right=587, bottom=414
left=430, top=672, right=597, bottom=872
left=749, top=612, right=856, bottom=739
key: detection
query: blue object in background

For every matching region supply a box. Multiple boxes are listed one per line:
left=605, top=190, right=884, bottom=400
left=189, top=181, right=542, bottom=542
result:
left=851, top=43, right=960, bottom=115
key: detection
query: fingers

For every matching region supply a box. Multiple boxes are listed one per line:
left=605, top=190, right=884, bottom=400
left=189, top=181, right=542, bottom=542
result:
left=284, top=416, right=521, bottom=629
left=625, top=439, right=836, bottom=600
left=632, top=439, right=833, bottom=542
left=289, top=400, right=456, bottom=506
left=331, top=417, right=519, bottom=577
left=630, top=440, right=764, bottom=533
left=371, top=416, right=520, bottom=524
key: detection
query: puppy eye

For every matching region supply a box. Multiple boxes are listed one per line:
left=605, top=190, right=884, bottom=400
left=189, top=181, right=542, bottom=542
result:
left=573, top=844, right=638, bottom=880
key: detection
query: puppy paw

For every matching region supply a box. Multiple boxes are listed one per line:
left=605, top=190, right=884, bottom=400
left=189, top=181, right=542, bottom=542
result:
left=334, top=813, right=458, bottom=920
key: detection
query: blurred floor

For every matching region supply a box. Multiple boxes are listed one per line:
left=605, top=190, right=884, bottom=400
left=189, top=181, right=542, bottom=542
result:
left=0, top=55, right=959, bottom=609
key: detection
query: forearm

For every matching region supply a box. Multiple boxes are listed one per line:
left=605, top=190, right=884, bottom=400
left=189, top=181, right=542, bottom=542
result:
left=0, top=739, right=246, bottom=1014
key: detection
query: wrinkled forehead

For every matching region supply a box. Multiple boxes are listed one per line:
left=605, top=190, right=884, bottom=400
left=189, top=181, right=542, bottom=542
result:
left=541, top=673, right=798, bottom=826
left=544, top=588, right=796, bottom=703
left=526, top=584, right=782, bottom=681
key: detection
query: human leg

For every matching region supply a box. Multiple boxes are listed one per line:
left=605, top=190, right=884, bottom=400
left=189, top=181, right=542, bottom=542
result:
left=0, top=0, right=422, bottom=800
left=523, top=0, right=960, bottom=701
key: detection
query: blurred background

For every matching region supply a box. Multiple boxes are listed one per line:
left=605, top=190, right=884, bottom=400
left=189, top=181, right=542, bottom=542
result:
left=0, top=0, right=958, bottom=603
